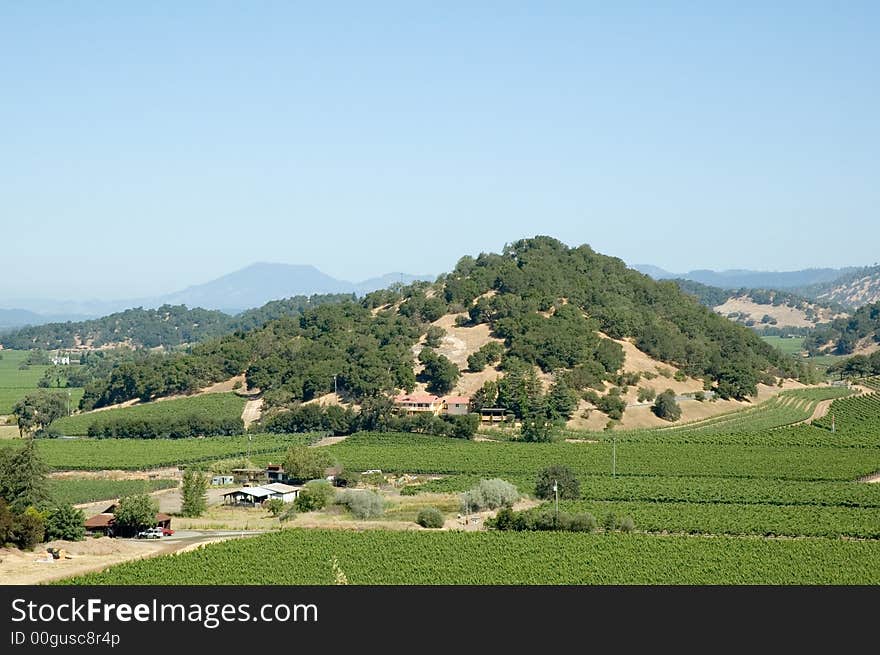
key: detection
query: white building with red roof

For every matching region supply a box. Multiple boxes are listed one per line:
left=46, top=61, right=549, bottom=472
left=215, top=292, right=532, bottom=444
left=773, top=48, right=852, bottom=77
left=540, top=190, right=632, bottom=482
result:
left=393, top=393, right=471, bottom=416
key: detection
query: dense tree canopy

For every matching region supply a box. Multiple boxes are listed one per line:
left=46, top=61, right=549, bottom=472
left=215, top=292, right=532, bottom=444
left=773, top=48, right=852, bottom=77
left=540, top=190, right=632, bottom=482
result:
left=76, top=236, right=796, bottom=416
left=806, top=301, right=880, bottom=356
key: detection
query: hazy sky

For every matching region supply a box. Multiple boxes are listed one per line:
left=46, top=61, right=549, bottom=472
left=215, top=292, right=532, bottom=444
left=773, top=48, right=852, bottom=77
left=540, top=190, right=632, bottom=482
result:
left=2, top=3, right=878, bottom=300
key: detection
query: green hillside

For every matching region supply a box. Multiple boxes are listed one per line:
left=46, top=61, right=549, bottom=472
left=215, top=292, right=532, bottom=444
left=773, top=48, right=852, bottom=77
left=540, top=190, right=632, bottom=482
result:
left=77, top=238, right=801, bottom=420
left=51, top=392, right=246, bottom=437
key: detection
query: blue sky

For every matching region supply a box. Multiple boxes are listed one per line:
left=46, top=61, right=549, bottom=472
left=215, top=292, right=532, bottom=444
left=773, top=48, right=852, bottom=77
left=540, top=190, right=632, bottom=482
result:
left=1, top=2, right=877, bottom=299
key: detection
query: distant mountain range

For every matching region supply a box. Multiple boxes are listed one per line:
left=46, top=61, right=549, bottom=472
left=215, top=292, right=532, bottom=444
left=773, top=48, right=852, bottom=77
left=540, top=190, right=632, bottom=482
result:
left=0, top=308, right=94, bottom=331
left=633, top=265, right=858, bottom=290
left=636, top=264, right=880, bottom=309
left=0, top=264, right=433, bottom=329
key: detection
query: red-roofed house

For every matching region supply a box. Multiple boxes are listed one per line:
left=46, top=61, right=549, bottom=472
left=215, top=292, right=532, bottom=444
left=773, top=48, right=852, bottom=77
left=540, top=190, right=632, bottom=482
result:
left=394, top=394, right=444, bottom=416
left=84, top=504, right=172, bottom=537
left=442, top=396, right=471, bottom=415
left=394, top=393, right=471, bottom=416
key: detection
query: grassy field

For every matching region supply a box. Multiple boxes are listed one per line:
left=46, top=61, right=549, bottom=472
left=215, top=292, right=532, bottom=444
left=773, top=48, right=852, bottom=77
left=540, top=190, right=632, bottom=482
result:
left=0, top=349, right=84, bottom=414
left=51, top=393, right=247, bottom=436
left=761, top=336, right=806, bottom=355
left=61, top=529, right=880, bottom=585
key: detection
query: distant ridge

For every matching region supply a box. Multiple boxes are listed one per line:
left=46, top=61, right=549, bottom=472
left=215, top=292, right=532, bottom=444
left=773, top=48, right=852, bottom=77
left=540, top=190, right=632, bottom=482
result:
left=0, top=264, right=434, bottom=320
left=635, top=265, right=857, bottom=290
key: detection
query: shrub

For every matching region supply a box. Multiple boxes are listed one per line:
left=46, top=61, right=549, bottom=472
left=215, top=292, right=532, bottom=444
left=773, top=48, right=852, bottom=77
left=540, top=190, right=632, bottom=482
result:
left=619, top=515, right=635, bottom=533
left=333, top=469, right=361, bottom=488
left=12, top=507, right=45, bottom=550
left=569, top=512, right=597, bottom=532
left=416, top=507, right=444, bottom=529
left=295, top=480, right=335, bottom=512
left=596, top=391, right=625, bottom=420
left=467, top=352, right=488, bottom=372
left=535, top=465, right=580, bottom=500
left=425, top=326, right=446, bottom=348
left=694, top=391, right=706, bottom=402
left=652, top=389, right=682, bottom=422
left=337, top=490, right=384, bottom=519
left=278, top=505, right=297, bottom=523
left=637, top=386, right=656, bottom=403
left=0, top=499, right=12, bottom=544
left=460, top=479, right=520, bottom=512
left=674, top=370, right=687, bottom=382
left=264, top=498, right=285, bottom=517
left=45, top=505, right=86, bottom=541
left=447, top=413, right=480, bottom=439
left=603, top=512, right=618, bottom=532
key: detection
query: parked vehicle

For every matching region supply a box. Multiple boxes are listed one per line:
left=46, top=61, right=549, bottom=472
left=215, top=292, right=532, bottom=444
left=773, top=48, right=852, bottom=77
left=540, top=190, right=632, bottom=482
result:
left=161, top=527, right=174, bottom=536
left=136, top=527, right=163, bottom=539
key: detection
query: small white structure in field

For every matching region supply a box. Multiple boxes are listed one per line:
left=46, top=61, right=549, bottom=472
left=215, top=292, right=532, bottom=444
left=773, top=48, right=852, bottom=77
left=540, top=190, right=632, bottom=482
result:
left=262, top=483, right=302, bottom=503
left=211, top=475, right=234, bottom=486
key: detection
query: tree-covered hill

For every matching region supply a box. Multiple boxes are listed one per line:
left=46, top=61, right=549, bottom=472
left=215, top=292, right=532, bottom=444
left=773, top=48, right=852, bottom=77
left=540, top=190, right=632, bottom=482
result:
left=805, top=301, right=880, bottom=356
left=795, top=265, right=880, bottom=309
left=75, top=237, right=800, bottom=413
left=0, top=295, right=354, bottom=350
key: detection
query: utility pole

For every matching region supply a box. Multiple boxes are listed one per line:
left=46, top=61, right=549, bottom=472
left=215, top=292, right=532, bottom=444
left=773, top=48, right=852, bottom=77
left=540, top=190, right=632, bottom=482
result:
left=553, top=480, right=559, bottom=525
left=333, top=375, right=338, bottom=396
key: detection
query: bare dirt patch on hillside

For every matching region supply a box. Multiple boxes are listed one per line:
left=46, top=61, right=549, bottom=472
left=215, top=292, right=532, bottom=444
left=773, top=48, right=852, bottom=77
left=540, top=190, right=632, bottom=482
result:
left=713, top=297, right=842, bottom=328
left=428, top=314, right=502, bottom=367
left=241, top=398, right=263, bottom=428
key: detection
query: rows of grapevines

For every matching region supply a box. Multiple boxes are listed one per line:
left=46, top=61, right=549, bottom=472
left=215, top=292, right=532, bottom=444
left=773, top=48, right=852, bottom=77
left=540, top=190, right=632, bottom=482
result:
left=862, top=377, right=880, bottom=391
left=48, top=478, right=178, bottom=505
left=61, top=530, right=880, bottom=585
left=11, top=433, right=315, bottom=470
left=404, top=473, right=880, bottom=508
left=551, top=499, right=880, bottom=539
left=328, top=433, right=880, bottom=481
left=51, top=393, right=247, bottom=436
left=813, top=393, right=880, bottom=439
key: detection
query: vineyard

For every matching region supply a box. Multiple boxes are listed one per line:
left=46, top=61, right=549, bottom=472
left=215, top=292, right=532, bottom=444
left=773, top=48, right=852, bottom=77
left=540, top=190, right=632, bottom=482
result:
left=48, top=478, right=179, bottom=505
left=50, top=393, right=247, bottom=436
left=2, top=433, right=317, bottom=470
left=0, top=349, right=85, bottom=414
left=47, top=386, right=880, bottom=585
left=326, top=389, right=880, bottom=541
left=328, top=433, right=880, bottom=481
left=61, top=529, right=880, bottom=585
left=813, top=392, right=880, bottom=435
left=592, top=387, right=854, bottom=444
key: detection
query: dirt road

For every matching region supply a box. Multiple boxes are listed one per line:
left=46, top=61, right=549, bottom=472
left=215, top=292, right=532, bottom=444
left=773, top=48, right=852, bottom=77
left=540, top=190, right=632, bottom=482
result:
left=241, top=398, right=263, bottom=428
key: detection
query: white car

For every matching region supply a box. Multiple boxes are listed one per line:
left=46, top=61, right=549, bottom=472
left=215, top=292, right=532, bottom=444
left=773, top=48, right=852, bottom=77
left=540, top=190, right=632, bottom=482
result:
left=136, top=527, right=163, bottom=539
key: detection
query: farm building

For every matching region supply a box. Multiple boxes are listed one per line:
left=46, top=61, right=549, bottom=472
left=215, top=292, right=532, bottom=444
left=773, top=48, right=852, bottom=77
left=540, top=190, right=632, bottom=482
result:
left=265, top=464, right=285, bottom=483
left=262, top=483, right=302, bottom=503
left=443, top=396, right=471, bottom=416
left=230, top=467, right=265, bottom=483
left=211, top=475, right=234, bottom=486
left=479, top=407, right=507, bottom=423
left=84, top=505, right=172, bottom=537
left=222, top=486, right=273, bottom=506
